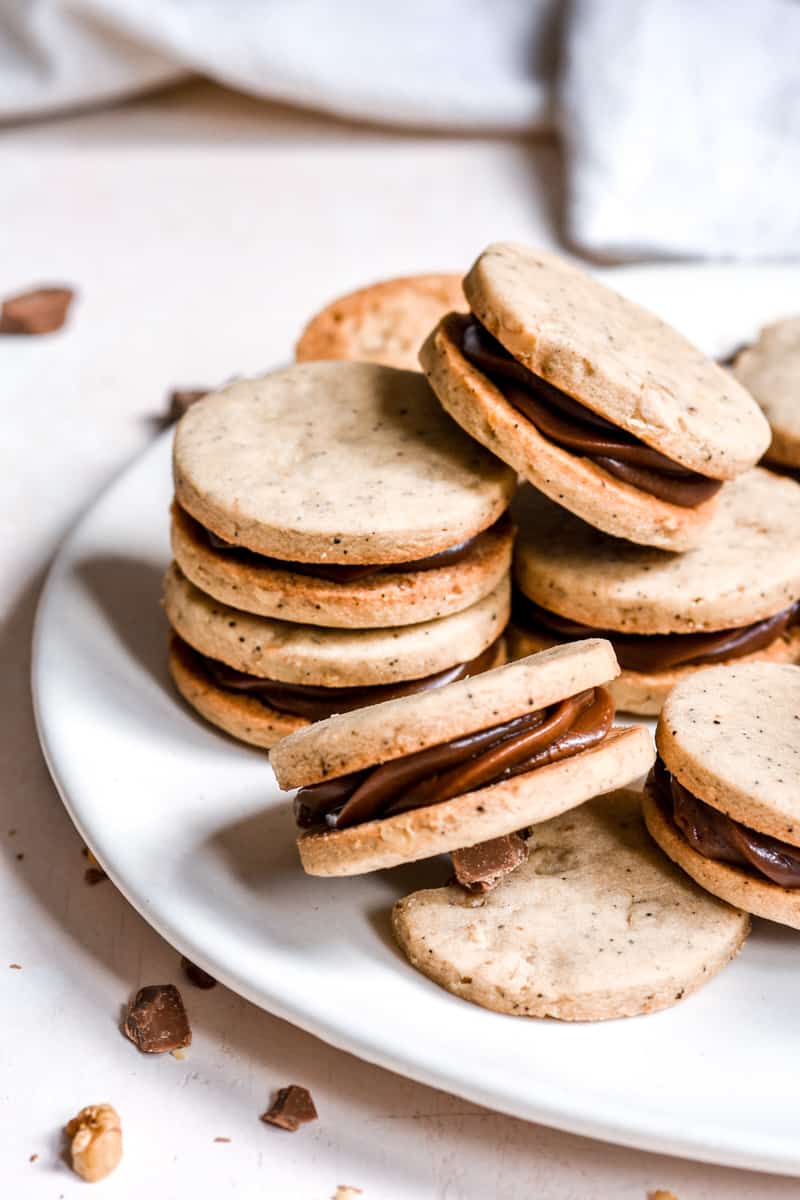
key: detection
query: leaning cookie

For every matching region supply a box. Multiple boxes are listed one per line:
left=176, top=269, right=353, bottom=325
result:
left=506, top=473, right=800, bottom=715
left=295, top=273, right=465, bottom=371
left=420, top=243, right=770, bottom=551
left=393, top=789, right=749, bottom=1021
left=270, top=640, right=654, bottom=876
left=732, top=317, right=800, bottom=474
left=644, top=662, right=800, bottom=930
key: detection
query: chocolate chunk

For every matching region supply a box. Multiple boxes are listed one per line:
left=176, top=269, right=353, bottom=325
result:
left=84, top=866, right=108, bottom=885
left=0, top=286, right=74, bottom=334
left=165, top=388, right=209, bottom=423
left=452, top=833, right=529, bottom=893
left=260, top=1085, right=318, bottom=1132
left=180, top=956, right=217, bottom=989
left=123, top=984, right=192, bottom=1054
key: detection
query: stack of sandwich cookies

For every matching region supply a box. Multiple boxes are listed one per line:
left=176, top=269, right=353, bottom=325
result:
left=644, top=662, right=800, bottom=930
left=420, top=243, right=770, bottom=551
left=167, top=362, right=516, bottom=748
left=732, top=317, right=800, bottom=478
left=269, top=640, right=655, bottom=877
left=508, top=470, right=800, bottom=714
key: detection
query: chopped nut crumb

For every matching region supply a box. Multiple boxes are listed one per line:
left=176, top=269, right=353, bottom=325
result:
left=65, top=1104, right=122, bottom=1183
left=213, top=1137, right=231, bottom=1143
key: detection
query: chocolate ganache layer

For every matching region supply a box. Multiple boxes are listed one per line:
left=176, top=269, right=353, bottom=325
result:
left=651, top=757, right=800, bottom=888
left=460, top=316, right=721, bottom=508
left=181, top=635, right=502, bottom=721
left=295, top=686, right=613, bottom=831
left=514, top=593, right=800, bottom=674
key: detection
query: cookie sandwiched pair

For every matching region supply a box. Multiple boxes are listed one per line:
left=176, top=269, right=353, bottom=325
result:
left=731, top=317, right=800, bottom=479
left=166, top=362, right=517, bottom=748
left=421, top=243, right=770, bottom=551
left=508, top=471, right=800, bottom=714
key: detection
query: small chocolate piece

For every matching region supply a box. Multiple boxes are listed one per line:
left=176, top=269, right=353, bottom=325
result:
left=165, top=388, right=210, bottom=424
left=452, top=833, right=529, bottom=893
left=84, top=866, right=108, bottom=886
left=180, top=956, right=217, bottom=989
left=123, top=984, right=192, bottom=1054
left=0, top=286, right=74, bottom=334
left=260, top=1085, right=318, bottom=1132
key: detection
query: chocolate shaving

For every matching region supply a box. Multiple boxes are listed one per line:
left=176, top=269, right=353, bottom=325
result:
left=260, top=1085, right=318, bottom=1132
left=0, top=286, right=74, bottom=334
left=123, top=984, right=192, bottom=1054
left=180, top=956, right=217, bottom=989
left=452, top=833, right=529, bottom=893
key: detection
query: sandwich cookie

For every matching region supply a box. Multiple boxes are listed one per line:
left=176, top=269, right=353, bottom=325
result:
left=731, top=317, right=800, bottom=476
left=295, top=273, right=465, bottom=371
left=172, top=363, right=516, bottom=628
left=393, top=790, right=749, bottom=1021
left=269, top=640, right=655, bottom=876
left=644, top=662, right=800, bottom=929
left=420, top=243, right=770, bottom=551
left=508, top=471, right=800, bottom=715
left=165, top=565, right=509, bottom=750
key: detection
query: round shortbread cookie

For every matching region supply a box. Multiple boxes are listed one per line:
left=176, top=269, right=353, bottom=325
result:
left=171, top=502, right=513, bottom=628
left=173, top=362, right=515, bottom=563
left=163, top=563, right=510, bottom=687
left=295, top=273, right=465, bottom=371
left=393, top=789, right=749, bottom=1020
left=733, top=317, right=800, bottom=468
left=643, top=785, right=800, bottom=930
left=463, top=242, right=769, bottom=477
left=270, top=637, right=620, bottom=789
left=168, top=635, right=303, bottom=750
left=297, top=728, right=654, bottom=876
left=512, top=472, right=800, bottom=633
left=420, top=315, right=716, bottom=552
left=657, top=662, right=800, bottom=847
left=506, top=625, right=800, bottom=716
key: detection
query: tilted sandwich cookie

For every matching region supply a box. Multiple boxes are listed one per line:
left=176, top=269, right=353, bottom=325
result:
left=732, top=317, right=800, bottom=476
left=295, top=273, right=465, bottom=372
left=644, top=662, right=800, bottom=930
left=420, top=243, right=770, bottom=551
left=508, top=471, right=800, bottom=714
left=269, top=640, right=655, bottom=876
left=393, top=790, right=749, bottom=1021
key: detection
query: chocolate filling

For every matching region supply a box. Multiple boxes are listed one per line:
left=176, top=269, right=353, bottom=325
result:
left=461, top=316, right=721, bottom=508
left=295, top=686, right=613, bottom=831
left=188, top=506, right=506, bottom=584
left=652, top=757, right=800, bottom=888
left=180, top=635, right=501, bottom=720
left=514, top=593, right=800, bottom=673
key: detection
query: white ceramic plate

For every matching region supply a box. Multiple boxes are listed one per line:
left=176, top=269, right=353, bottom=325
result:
left=33, top=266, right=800, bottom=1176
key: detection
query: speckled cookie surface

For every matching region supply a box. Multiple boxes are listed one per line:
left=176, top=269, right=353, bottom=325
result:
left=393, top=790, right=749, bottom=1019
left=270, top=638, right=620, bottom=789
left=297, top=728, right=654, bottom=876
left=173, top=362, right=515, bottom=563
left=171, top=503, right=513, bottom=628
left=163, top=563, right=509, bottom=687
left=168, top=635, right=304, bottom=750
left=643, top=785, right=800, bottom=930
left=512, top=473, right=800, bottom=633
left=733, top=317, right=800, bottom=467
left=420, top=316, right=717, bottom=552
left=657, top=663, right=800, bottom=846
left=463, top=242, right=769, bottom=477
left=295, top=273, right=465, bottom=371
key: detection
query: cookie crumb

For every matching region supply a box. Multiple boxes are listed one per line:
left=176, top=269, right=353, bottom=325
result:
left=65, top=1104, right=122, bottom=1183
left=261, top=1085, right=318, bottom=1132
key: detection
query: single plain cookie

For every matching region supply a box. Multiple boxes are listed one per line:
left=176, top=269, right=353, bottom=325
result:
left=733, top=317, right=800, bottom=468
left=171, top=502, right=513, bottom=628
left=393, top=790, right=749, bottom=1020
left=163, top=563, right=510, bottom=687
left=295, top=273, right=465, bottom=371
left=173, top=362, right=515, bottom=563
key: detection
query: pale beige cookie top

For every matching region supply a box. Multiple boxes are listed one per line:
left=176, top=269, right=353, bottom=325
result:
left=513, top=470, right=800, bottom=633
left=392, top=790, right=749, bottom=1021
left=295, top=273, right=465, bottom=371
left=658, top=662, right=800, bottom=847
left=733, top=317, right=800, bottom=466
left=270, top=638, right=619, bottom=789
left=173, top=362, right=516, bottom=563
left=464, top=243, right=770, bottom=477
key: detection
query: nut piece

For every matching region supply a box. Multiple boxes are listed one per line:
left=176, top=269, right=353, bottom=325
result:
left=65, top=1104, right=122, bottom=1183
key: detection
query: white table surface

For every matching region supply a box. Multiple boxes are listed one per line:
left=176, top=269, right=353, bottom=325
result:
left=1, top=82, right=795, bottom=1200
